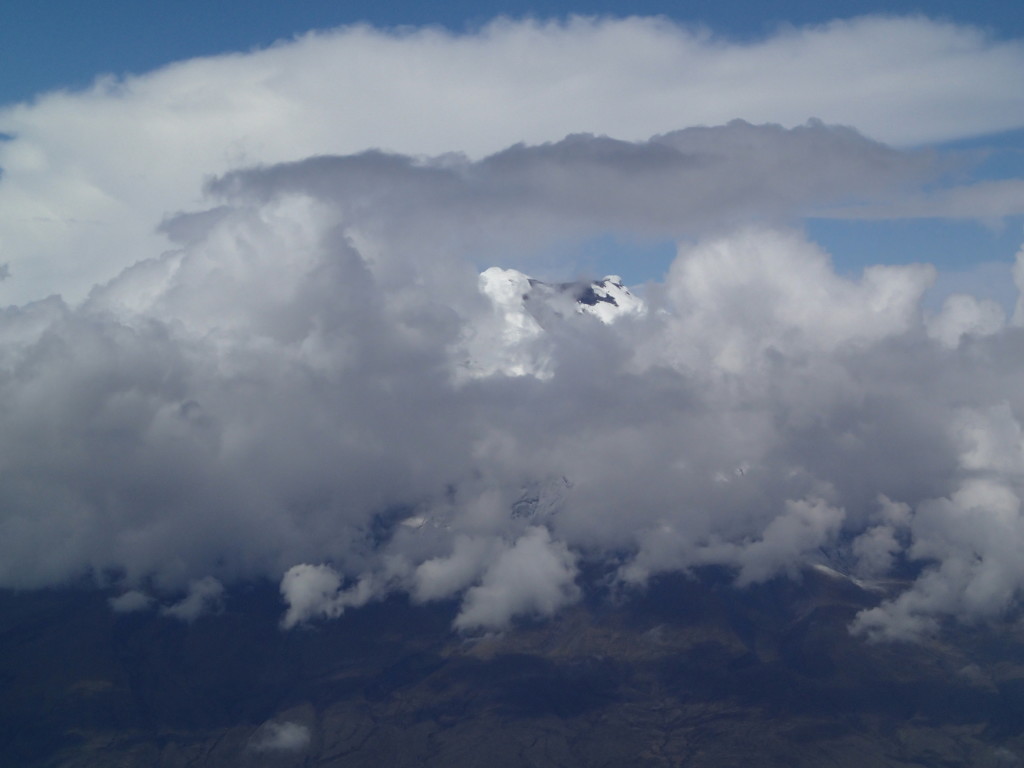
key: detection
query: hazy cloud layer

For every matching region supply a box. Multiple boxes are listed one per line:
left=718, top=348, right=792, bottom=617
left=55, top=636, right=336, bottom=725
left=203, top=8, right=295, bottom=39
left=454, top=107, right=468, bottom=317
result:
left=1, top=15, right=1023, bottom=303
left=248, top=721, right=311, bottom=753
left=159, top=577, right=225, bottom=622
left=0, top=119, right=1022, bottom=639
left=206, top=120, right=932, bottom=266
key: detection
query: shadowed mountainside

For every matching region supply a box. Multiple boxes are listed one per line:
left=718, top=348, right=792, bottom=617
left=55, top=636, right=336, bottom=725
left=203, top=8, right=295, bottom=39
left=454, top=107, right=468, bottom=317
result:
left=4, top=567, right=1024, bottom=767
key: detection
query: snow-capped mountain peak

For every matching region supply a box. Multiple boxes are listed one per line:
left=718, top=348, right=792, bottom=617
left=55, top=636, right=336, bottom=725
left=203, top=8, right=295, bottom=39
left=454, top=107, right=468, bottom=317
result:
left=458, top=268, right=644, bottom=381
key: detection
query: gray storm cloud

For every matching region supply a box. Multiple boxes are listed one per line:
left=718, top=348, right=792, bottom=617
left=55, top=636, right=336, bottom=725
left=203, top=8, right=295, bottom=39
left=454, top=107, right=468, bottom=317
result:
left=0, top=123, right=1023, bottom=639
left=202, top=120, right=933, bottom=266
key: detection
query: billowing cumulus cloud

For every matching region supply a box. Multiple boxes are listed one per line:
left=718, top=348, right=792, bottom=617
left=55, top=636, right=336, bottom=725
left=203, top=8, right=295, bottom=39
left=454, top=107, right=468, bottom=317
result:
left=0, top=119, right=1019, bottom=639
left=1, top=15, right=1023, bottom=304
left=0, top=14, right=1023, bottom=640
left=452, top=526, right=580, bottom=631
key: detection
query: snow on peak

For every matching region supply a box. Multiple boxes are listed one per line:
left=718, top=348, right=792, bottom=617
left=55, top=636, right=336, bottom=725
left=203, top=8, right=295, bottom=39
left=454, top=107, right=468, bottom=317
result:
left=519, top=272, right=645, bottom=325
left=456, top=268, right=645, bottom=381
left=575, top=276, right=646, bottom=323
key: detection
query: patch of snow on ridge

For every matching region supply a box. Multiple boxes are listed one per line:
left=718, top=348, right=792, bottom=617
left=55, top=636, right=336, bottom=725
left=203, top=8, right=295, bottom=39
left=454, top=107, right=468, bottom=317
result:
left=456, top=267, right=645, bottom=381
left=575, top=276, right=645, bottom=323
left=811, top=563, right=864, bottom=587
left=511, top=476, right=573, bottom=522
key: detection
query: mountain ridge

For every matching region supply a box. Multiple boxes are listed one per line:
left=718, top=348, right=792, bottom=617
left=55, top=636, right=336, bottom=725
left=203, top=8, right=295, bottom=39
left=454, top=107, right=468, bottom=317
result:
left=6, top=565, right=1024, bottom=767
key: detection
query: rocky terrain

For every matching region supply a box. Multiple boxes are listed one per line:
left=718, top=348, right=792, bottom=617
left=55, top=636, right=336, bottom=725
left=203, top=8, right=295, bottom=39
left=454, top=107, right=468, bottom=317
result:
left=5, top=566, right=1024, bottom=767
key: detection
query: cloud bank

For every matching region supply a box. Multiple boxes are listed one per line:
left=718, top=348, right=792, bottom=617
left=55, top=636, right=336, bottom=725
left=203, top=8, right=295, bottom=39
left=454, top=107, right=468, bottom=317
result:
left=1, top=15, right=1024, bottom=641
left=0, top=117, right=1022, bottom=640
left=1, top=15, right=1024, bottom=303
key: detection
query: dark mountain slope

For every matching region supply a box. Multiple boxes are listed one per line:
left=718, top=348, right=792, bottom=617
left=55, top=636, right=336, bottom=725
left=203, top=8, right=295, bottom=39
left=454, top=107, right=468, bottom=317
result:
left=3, top=568, right=1024, bottom=767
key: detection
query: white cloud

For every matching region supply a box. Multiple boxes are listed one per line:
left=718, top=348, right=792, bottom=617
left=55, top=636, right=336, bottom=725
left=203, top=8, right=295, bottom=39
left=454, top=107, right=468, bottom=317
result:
left=280, top=562, right=400, bottom=629
left=734, top=498, right=845, bottom=586
left=279, top=564, right=345, bottom=629
left=453, top=526, right=580, bottom=631
left=853, top=524, right=903, bottom=578
left=248, top=721, right=311, bottom=752
left=648, top=226, right=933, bottom=375
left=0, top=166, right=1016, bottom=640
left=926, top=293, right=1006, bottom=348
left=160, top=576, right=225, bottom=622
left=851, top=496, right=912, bottom=578
left=412, top=535, right=502, bottom=603
left=0, top=15, right=1022, bottom=303
left=852, top=407, right=1024, bottom=641
left=108, top=589, right=153, bottom=613
left=0, top=66, right=1023, bottom=641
